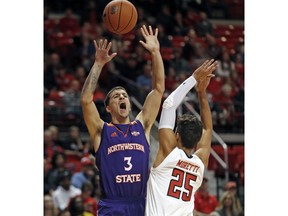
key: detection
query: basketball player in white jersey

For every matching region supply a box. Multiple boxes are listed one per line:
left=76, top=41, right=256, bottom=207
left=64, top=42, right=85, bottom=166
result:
left=145, top=59, right=218, bottom=216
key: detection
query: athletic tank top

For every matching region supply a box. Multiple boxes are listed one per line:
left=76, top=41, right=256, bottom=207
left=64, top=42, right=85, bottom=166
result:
left=95, top=120, right=150, bottom=199
left=145, top=147, right=205, bottom=216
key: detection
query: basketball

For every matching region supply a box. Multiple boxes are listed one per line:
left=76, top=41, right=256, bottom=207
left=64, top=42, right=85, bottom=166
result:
left=102, top=0, right=138, bottom=35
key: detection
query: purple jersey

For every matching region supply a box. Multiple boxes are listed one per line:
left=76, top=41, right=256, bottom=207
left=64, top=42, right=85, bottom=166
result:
left=95, top=120, right=150, bottom=201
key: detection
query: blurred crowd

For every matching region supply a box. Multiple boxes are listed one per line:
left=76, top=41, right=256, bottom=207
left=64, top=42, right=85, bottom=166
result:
left=44, top=0, right=244, bottom=215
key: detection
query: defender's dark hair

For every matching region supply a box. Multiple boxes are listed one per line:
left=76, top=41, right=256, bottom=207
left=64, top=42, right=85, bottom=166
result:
left=104, top=86, right=128, bottom=107
left=175, top=113, right=203, bottom=149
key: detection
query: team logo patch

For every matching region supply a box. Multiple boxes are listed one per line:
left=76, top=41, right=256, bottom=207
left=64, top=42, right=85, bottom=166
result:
left=111, top=6, right=118, bottom=14
left=111, top=132, right=118, bottom=137
left=131, top=131, right=140, bottom=136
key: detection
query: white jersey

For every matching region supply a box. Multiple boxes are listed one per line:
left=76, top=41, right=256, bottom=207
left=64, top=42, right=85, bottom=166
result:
left=145, top=147, right=205, bottom=216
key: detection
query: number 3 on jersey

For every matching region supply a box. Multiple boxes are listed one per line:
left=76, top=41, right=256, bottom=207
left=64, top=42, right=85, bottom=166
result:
left=124, top=157, right=132, bottom=171
left=167, top=168, right=197, bottom=201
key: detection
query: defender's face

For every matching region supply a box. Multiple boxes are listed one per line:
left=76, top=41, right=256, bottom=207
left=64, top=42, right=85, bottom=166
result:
left=106, top=89, right=131, bottom=118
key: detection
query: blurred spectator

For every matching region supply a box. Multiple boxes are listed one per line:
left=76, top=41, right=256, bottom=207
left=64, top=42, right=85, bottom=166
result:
left=71, top=156, right=96, bottom=189
left=62, top=80, right=82, bottom=123
left=80, top=0, right=98, bottom=25
left=204, top=0, right=228, bottom=19
left=74, top=66, right=88, bottom=89
left=46, top=152, right=68, bottom=192
left=205, top=33, right=222, bottom=59
left=215, top=51, right=235, bottom=78
left=62, top=126, right=86, bottom=158
left=136, top=63, right=153, bottom=103
left=165, top=66, right=177, bottom=93
left=169, top=47, right=192, bottom=74
left=172, top=11, right=187, bottom=35
left=52, top=169, right=82, bottom=211
left=210, top=191, right=239, bottom=216
left=44, top=194, right=59, bottom=216
left=234, top=53, right=244, bottom=78
left=58, top=209, right=71, bottom=216
left=44, top=52, right=63, bottom=93
left=68, top=195, right=94, bottom=216
left=44, top=156, right=52, bottom=195
left=195, top=11, right=214, bottom=37
left=59, top=8, right=80, bottom=36
left=55, top=67, right=75, bottom=92
left=194, top=177, right=219, bottom=216
left=48, top=125, right=64, bottom=147
left=191, top=44, right=210, bottom=70
left=155, top=24, right=172, bottom=48
left=156, top=4, right=174, bottom=35
left=182, top=28, right=198, bottom=61
left=93, top=83, right=106, bottom=102
left=214, top=82, right=236, bottom=129
left=91, top=174, right=101, bottom=203
left=81, top=181, right=98, bottom=216
left=224, top=181, right=243, bottom=215
left=44, top=129, right=64, bottom=162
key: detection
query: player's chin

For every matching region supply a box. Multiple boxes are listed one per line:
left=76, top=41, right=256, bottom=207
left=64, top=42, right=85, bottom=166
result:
left=119, top=109, right=129, bottom=117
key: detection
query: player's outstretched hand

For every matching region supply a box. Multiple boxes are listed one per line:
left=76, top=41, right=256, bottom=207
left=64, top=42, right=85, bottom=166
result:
left=139, top=25, right=160, bottom=53
left=192, top=59, right=218, bottom=83
left=94, top=39, right=117, bottom=66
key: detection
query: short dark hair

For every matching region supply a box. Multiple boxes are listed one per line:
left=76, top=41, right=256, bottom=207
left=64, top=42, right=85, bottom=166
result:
left=175, top=114, right=203, bottom=149
left=104, top=86, right=128, bottom=107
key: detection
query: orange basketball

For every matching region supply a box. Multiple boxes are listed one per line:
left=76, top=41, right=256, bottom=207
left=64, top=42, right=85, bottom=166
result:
left=102, top=0, right=138, bottom=35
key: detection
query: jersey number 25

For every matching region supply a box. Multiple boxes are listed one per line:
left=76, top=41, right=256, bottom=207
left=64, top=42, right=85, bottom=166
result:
left=167, top=168, right=197, bottom=202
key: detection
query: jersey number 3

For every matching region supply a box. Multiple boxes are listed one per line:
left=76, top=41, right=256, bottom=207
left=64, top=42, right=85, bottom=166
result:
left=167, top=168, right=197, bottom=201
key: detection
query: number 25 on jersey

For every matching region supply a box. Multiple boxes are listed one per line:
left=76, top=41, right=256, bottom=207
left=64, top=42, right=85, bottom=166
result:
left=167, top=168, right=197, bottom=202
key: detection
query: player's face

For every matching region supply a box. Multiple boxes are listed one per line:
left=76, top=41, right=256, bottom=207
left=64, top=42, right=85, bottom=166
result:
left=106, top=89, right=131, bottom=118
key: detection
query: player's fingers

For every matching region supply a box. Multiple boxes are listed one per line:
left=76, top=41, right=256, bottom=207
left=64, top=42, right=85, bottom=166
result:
left=140, top=27, right=147, bottom=38
left=94, top=40, right=99, bottom=49
left=106, top=42, right=112, bottom=51
left=148, top=25, right=153, bottom=35
left=206, top=59, right=214, bottom=68
left=207, top=60, right=218, bottom=71
left=201, top=60, right=209, bottom=68
left=103, top=39, right=108, bottom=49
left=154, top=28, right=158, bottom=37
left=207, top=74, right=215, bottom=78
left=98, top=39, right=103, bottom=48
left=142, top=25, right=149, bottom=36
left=109, top=52, right=117, bottom=60
left=139, top=40, right=146, bottom=48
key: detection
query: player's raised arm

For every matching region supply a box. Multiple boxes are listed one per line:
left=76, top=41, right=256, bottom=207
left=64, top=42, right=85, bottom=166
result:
left=194, top=61, right=218, bottom=167
left=136, top=25, right=165, bottom=133
left=154, top=60, right=217, bottom=167
left=81, top=39, right=117, bottom=152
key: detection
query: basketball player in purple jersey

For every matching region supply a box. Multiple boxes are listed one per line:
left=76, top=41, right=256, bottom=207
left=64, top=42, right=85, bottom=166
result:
left=81, top=25, right=164, bottom=215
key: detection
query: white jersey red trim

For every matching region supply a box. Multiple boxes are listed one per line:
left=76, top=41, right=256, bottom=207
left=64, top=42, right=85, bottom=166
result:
left=145, top=147, right=205, bottom=216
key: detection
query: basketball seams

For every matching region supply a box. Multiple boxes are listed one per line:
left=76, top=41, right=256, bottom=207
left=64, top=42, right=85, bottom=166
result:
left=103, top=0, right=137, bottom=35
left=107, top=5, right=116, bottom=33
left=118, top=5, right=135, bottom=34
left=116, top=0, right=123, bottom=32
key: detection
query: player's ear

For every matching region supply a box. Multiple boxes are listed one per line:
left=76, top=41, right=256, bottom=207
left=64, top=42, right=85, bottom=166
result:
left=106, top=105, right=112, bottom=113
left=175, top=132, right=181, bottom=143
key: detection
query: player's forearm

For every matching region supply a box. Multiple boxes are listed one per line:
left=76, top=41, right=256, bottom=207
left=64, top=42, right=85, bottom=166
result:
left=159, top=76, right=197, bottom=129
left=151, top=51, right=165, bottom=94
left=81, top=62, right=103, bottom=104
left=197, top=90, right=213, bottom=131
